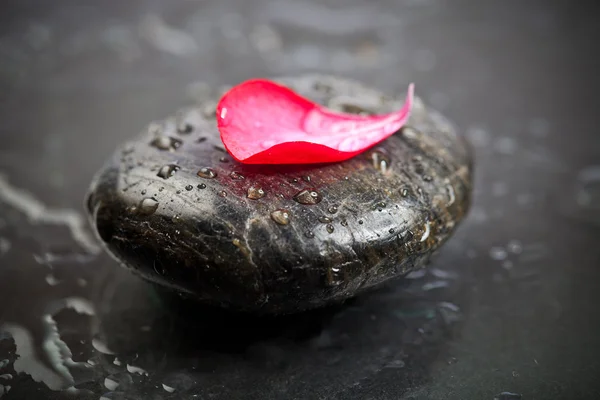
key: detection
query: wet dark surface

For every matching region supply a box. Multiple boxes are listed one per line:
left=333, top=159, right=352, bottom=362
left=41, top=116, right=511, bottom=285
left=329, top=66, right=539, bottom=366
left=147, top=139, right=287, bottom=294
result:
left=0, top=1, right=599, bottom=399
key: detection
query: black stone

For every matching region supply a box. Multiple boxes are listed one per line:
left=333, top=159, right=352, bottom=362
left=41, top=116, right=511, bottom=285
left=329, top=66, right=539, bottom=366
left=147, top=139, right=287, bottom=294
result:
left=85, top=75, right=473, bottom=314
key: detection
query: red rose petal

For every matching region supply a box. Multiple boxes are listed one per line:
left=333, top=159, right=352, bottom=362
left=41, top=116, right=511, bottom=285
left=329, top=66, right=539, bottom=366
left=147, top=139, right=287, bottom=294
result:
left=216, top=79, right=414, bottom=165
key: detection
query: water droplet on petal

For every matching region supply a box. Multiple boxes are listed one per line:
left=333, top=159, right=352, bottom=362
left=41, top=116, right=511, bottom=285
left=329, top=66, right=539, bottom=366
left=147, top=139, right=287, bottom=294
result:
left=197, top=167, right=217, bottom=179
left=271, top=209, right=291, bottom=225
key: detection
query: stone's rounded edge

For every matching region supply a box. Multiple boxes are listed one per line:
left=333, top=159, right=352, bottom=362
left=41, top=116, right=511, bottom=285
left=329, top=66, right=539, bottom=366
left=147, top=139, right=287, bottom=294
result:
left=85, top=75, right=474, bottom=314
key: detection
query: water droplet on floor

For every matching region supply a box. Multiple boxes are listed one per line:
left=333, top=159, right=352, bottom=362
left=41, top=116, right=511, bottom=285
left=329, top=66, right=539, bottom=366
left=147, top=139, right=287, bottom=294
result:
left=319, top=216, right=332, bottom=223
left=305, top=231, right=315, bottom=238
left=489, top=246, right=508, bottom=261
left=247, top=187, right=265, bottom=199
left=229, top=171, right=245, bottom=180
left=294, top=189, right=322, bottom=205
left=150, top=136, right=182, bottom=151
left=198, top=183, right=206, bottom=189
left=197, top=167, right=217, bottom=179
left=137, top=198, right=159, bottom=215
left=326, top=224, right=334, bottom=233
left=271, top=209, right=291, bottom=225
left=157, top=164, right=180, bottom=179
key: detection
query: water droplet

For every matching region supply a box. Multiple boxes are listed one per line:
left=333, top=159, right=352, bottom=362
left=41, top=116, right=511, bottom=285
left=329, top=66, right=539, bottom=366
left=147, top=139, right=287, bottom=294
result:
left=340, top=219, right=348, bottom=227
left=368, top=149, right=391, bottom=173
left=126, top=364, right=149, bottom=376
left=507, top=240, right=522, bottom=254
left=103, top=373, right=133, bottom=391
left=198, top=183, right=206, bottom=189
left=302, top=176, right=311, bottom=182
left=247, top=187, right=265, bottom=199
left=327, top=266, right=343, bottom=286
left=327, top=205, right=338, bottom=214
left=197, top=167, right=217, bottom=179
left=196, top=136, right=207, bottom=143
left=326, top=224, right=334, bottom=233
left=294, top=189, right=322, bottom=205
left=489, top=246, right=508, bottom=261
left=150, top=136, right=182, bottom=151
left=176, top=113, right=194, bottom=134
left=159, top=186, right=164, bottom=192
left=271, top=209, right=291, bottom=225
left=358, top=220, right=364, bottom=225
left=229, top=171, right=245, bottom=180
left=219, top=190, right=227, bottom=197
left=219, top=156, right=229, bottom=163
left=318, top=216, right=332, bottom=223
left=176, top=190, right=181, bottom=194
left=305, top=231, right=315, bottom=238
left=140, top=189, right=147, bottom=195
left=138, top=198, right=159, bottom=215
left=423, top=175, right=433, bottom=182
left=162, top=384, right=176, bottom=393
left=389, top=228, right=395, bottom=234
left=494, top=392, right=522, bottom=400
left=376, top=201, right=386, bottom=209
left=157, top=164, right=180, bottom=179
left=185, top=185, right=193, bottom=191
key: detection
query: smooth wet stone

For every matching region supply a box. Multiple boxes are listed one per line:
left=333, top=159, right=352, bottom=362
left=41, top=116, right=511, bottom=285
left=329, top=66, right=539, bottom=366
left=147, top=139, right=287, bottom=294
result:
left=85, top=75, right=473, bottom=314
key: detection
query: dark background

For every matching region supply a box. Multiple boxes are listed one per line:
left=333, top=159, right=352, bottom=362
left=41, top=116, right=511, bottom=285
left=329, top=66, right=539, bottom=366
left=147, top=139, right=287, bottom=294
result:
left=1, top=1, right=599, bottom=399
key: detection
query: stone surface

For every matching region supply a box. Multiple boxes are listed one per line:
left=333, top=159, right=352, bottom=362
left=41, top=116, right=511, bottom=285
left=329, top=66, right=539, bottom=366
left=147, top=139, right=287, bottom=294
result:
left=85, top=75, right=472, bottom=314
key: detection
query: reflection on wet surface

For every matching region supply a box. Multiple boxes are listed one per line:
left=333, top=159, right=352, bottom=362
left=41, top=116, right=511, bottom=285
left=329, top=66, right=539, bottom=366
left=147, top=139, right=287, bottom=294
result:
left=1, top=0, right=599, bottom=399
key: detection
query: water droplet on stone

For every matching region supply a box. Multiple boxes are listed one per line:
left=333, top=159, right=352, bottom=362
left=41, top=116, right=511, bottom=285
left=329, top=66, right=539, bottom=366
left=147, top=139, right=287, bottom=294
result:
left=326, top=224, right=334, bottom=233
left=305, top=231, right=315, bottom=238
left=219, top=156, right=229, bottom=163
left=198, top=183, right=206, bottom=189
left=389, top=228, right=395, bottom=234
left=159, top=186, right=164, bottom=192
left=197, top=167, right=217, bottom=179
left=247, top=187, right=265, bottom=199
left=176, top=190, right=181, bottom=194
left=140, top=189, right=147, bottom=195
left=230, top=171, right=245, bottom=180
left=138, top=198, right=159, bottom=215
left=494, top=392, right=523, bottom=400
left=340, top=219, right=348, bottom=227
left=423, top=175, right=433, bottom=182
left=294, top=189, right=322, bottom=205
left=358, top=220, right=364, bottom=225
left=157, top=164, right=180, bottom=179
left=327, top=266, right=343, bottom=286
left=271, top=209, right=291, bottom=225
left=507, top=240, right=522, bottom=254
left=489, top=246, right=508, bottom=261
left=328, top=205, right=338, bottom=214
left=368, top=149, right=391, bottom=173
left=303, top=176, right=311, bottom=182
left=219, top=190, right=227, bottom=197
left=185, top=185, right=193, bottom=191
left=319, top=216, right=332, bottom=223
left=150, top=136, right=182, bottom=151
